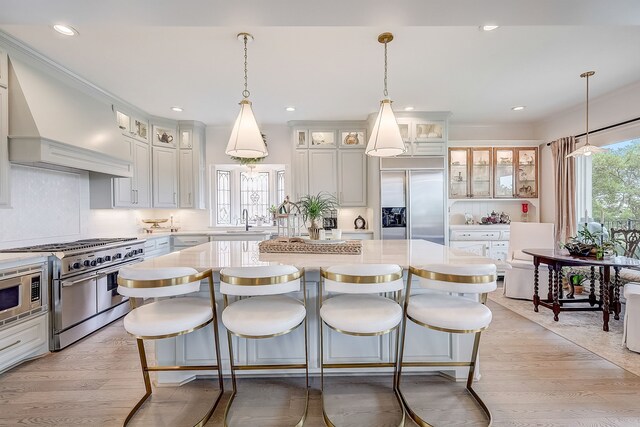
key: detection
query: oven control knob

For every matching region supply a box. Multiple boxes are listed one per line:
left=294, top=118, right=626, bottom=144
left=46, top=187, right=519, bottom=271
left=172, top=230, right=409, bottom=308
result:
left=90, top=260, right=97, bottom=267
left=130, top=250, right=136, bottom=257
left=104, top=255, right=112, bottom=262
left=96, top=257, right=104, bottom=264
left=114, top=253, right=122, bottom=259
left=83, top=260, right=91, bottom=267
left=72, top=262, right=81, bottom=269
left=137, top=249, right=144, bottom=254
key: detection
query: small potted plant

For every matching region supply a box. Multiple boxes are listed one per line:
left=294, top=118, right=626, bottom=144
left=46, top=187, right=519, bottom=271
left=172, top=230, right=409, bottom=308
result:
left=269, top=205, right=278, bottom=226
left=298, top=192, right=338, bottom=240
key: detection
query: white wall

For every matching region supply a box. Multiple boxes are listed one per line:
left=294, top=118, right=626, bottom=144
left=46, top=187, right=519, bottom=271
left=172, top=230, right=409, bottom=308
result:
left=535, top=80, right=640, bottom=223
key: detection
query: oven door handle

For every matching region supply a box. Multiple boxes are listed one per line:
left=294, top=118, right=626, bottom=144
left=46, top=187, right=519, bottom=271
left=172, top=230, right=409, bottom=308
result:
left=61, top=274, right=98, bottom=287
left=96, top=259, right=142, bottom=277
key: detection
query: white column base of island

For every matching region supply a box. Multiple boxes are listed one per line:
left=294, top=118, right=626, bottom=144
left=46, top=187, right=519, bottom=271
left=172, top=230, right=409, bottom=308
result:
left=133, top=240, right=494, bottom=386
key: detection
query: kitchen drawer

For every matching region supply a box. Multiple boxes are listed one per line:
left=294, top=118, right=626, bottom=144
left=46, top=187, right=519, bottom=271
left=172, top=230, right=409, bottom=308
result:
left=173, top=235, right=209, bottom=247
left=144, top=236, right=171, bottom=251
left=500, top=231, right=511, bottom=241
left=0, top=314, right=47, bottom=373
left=449, top=240, right=488, bottom=257
left=450, top=230, right=501, bottom=241
left=490, top=241, right=508, bottom=249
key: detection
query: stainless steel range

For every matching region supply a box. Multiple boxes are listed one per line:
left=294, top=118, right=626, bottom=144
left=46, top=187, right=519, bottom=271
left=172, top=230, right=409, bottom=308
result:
left=2, top=238, right=145, bottom=350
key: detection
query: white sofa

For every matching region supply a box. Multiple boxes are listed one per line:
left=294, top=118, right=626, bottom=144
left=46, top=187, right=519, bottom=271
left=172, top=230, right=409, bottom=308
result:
left=623, top=283, right=640, bottom=353
left=503, top=222, right=556, bottom=300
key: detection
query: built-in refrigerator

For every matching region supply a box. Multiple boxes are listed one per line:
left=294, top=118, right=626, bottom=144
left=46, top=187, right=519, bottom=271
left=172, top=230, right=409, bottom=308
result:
left=381, top=163, right=446, bottom=244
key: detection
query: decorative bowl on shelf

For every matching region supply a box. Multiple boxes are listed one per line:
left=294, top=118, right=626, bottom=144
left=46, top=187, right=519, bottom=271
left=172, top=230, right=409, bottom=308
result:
left=142, top=218, right=169, bottom=228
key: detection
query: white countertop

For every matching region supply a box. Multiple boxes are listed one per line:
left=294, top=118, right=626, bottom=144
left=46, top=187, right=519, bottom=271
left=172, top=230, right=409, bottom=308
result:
left=134, top=239, right=495, bottom=272
left=135, top=228, right=374, bottom=240
left=0, top=252, right=50, bottom=269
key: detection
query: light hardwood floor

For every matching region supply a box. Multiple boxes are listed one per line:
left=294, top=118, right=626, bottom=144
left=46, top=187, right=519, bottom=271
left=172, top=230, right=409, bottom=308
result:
left=1, top=301, right=640, bottom=426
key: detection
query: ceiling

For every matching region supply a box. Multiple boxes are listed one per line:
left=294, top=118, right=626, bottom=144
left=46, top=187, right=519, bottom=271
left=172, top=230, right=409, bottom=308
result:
left=1, top=1, right=640, bottom=126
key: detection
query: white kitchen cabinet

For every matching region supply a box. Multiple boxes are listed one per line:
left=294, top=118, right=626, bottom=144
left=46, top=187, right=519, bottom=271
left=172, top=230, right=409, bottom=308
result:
left=0, top=314, right=48, bottom=373
left=144, top=236, right=172, bottom=259
left=338, top=150, right=367, bottom=207
left=0, top=47, right=7, bottom=88
left=179, top=150, right=194, bottom=207
left=92, top=139, right=150, bottom=208
left=396, top=117, right=447, bottom=157
left=152, top=146, right=178, bottom=208
left=449, top=240, right=488, bottom=257
left=177, top=121, right=206, bottom=209
left=113, top=140, right=150, bottom=208
left=449, top=226, right=510, bottom=273
left=293, top=150, right=309, bottom=201
left=172, top=235, right=209, bottom=248
left=0, top=87, right=8, bottom=207
left=114, top=109, right=149, bottom=144
left=308, top=150, right=337, bottom=198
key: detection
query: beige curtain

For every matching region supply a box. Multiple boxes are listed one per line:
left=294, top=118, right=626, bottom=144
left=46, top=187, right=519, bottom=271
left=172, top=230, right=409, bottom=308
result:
left=551, top=137, right=577, bottom=243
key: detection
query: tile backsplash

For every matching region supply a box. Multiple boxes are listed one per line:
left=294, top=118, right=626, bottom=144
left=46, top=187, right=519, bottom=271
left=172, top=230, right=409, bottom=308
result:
left=0, top=166, right=89, bottom=249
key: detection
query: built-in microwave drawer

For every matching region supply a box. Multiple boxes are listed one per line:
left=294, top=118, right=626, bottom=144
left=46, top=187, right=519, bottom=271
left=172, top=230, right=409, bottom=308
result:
left=0, top=314, right=47, bottom=373
left=450, top=230, right=502, bottom=241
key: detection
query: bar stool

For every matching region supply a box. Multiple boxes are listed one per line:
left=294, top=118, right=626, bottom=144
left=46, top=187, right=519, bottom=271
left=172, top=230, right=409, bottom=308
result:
left=396, top=263, right=497, bottom=427
left=319, top=264, right=405, bottom=427
left=117, top=267, right=224, bottom=427
left=623, top=282, right=640, bottom=352
left=219, top=265, right=309, bottom=427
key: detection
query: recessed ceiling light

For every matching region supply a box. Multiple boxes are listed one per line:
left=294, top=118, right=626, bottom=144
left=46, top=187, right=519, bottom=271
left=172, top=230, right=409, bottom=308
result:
left=404, top=106, right=415, bottom=111
left=285, top=106, right=296, bottom=112
left=480, top=25, right=499, bottom=32
left=171, top=106, right=183, bottom=112
left=53, top=24, right=78, bottom=36
left=511, top=106, right=526, bottom=111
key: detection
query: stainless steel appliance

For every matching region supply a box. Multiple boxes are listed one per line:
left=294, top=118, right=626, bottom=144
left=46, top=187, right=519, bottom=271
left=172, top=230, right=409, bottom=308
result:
left=381, top=160, right=446, bottom=244
left=1, top=238, right=145, bottom=350
left=0, top=265, right=44, bottom=325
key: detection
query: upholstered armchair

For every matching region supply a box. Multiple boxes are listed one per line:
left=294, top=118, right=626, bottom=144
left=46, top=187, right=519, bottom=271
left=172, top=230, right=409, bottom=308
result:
left=503, top=222, right=556, bottom=300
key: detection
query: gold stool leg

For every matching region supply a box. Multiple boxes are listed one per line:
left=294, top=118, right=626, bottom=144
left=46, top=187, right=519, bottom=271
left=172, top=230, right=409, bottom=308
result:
left=123, top=339, right=153, bottom=426
left=465, top=331, right=492, bottom=425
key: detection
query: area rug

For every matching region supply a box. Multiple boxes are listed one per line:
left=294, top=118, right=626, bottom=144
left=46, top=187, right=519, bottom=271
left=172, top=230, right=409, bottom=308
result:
left=488, top=290, right=640, bottom=376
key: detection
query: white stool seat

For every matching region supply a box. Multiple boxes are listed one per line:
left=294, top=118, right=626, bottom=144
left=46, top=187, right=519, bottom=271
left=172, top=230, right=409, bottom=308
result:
left=407, top=293, right=492, bottom=332
left=124, top=297, right=213, bottom=338
left=320, top=294, right=402, bottom=334
left=222, top=295, right=306, bottom=337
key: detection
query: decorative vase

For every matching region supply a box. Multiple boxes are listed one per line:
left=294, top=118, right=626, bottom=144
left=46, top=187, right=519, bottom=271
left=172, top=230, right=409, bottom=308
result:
left=308, top=226, right=321, bottom=240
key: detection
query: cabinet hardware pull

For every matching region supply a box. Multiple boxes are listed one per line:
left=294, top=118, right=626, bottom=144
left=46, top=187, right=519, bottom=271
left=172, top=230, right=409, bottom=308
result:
left=173, top=192, right=177, bottom=204
left=158, top=242, right=169, bottom=246
left=62, top=274, right=98, bottom=287
left=0, top=340, right=21, bottom=353
left=131, top=189, right=135, bottom=204
left=188, top=192, right=191, bottom=205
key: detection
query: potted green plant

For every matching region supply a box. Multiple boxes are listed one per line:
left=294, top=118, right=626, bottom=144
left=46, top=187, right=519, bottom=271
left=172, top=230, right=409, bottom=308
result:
left=298, top=192, right=338, bottom=240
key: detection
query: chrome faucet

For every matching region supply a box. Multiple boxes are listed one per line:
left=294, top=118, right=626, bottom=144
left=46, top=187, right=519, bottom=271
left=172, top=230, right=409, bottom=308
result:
left=242, top=209, right=250, bottom=231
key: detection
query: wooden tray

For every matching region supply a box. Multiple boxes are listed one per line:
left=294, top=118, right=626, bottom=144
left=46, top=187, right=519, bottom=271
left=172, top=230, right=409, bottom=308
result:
left=258, top=238, right=362, bottom=255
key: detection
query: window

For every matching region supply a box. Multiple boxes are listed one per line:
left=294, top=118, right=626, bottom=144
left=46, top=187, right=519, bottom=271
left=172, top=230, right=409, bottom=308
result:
left=211, top=165, right=286, bottom=226
left=216, top=170, right=231, bottom=225
left=240, top=171, right=270, bottom=220
left=577, top=138, right=640, bottom=228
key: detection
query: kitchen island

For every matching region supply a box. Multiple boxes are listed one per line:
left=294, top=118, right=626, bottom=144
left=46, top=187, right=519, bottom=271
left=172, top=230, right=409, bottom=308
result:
left=132, top=239, right=495, bottom=384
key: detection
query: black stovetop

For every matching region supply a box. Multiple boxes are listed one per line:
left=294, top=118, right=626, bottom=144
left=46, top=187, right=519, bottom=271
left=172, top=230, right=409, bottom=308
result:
left=0, top=238, right=138, bottom=253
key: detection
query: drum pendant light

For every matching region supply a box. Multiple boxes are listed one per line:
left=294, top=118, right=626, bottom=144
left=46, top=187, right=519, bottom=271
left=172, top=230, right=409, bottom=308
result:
left=366, top=32, right=406, bottom=157
left=566, top=71, right=607, bottom=158
left=226, top=33, right=268, bottom=159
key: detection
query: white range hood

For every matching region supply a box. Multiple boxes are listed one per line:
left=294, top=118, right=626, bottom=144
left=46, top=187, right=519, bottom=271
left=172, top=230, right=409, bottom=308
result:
left=7, top=58, right=132, bottom=177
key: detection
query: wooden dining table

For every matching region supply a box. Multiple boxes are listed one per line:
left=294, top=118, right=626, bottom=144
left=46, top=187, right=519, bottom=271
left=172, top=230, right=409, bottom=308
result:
left=523, top=248, right=640, bottom=331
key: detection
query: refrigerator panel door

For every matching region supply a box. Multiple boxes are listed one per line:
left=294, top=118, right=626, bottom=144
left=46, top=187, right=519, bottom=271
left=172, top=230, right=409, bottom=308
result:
left=409, top=170, right=445, bottom=244
left=380, top=171, right=406, bottom=208
left=382, top=227, right=407, bottom=240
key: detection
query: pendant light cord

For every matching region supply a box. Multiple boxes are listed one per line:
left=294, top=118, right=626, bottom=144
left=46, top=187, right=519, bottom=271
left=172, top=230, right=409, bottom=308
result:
left=383, top=40, right=389, bottom=98
left=585, top=73, right=589, bottom=146
left=243, top=34, right=250, bottom=99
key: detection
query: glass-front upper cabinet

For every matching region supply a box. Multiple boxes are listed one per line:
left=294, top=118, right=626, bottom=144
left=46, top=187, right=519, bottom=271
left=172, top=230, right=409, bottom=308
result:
left=449, top=148, right=469, bottom=198
left=515, top=147, right=538, bottom=198
left=493, top=148, right=515, bottom=198
left=470, top=148, right=492, bottom=198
